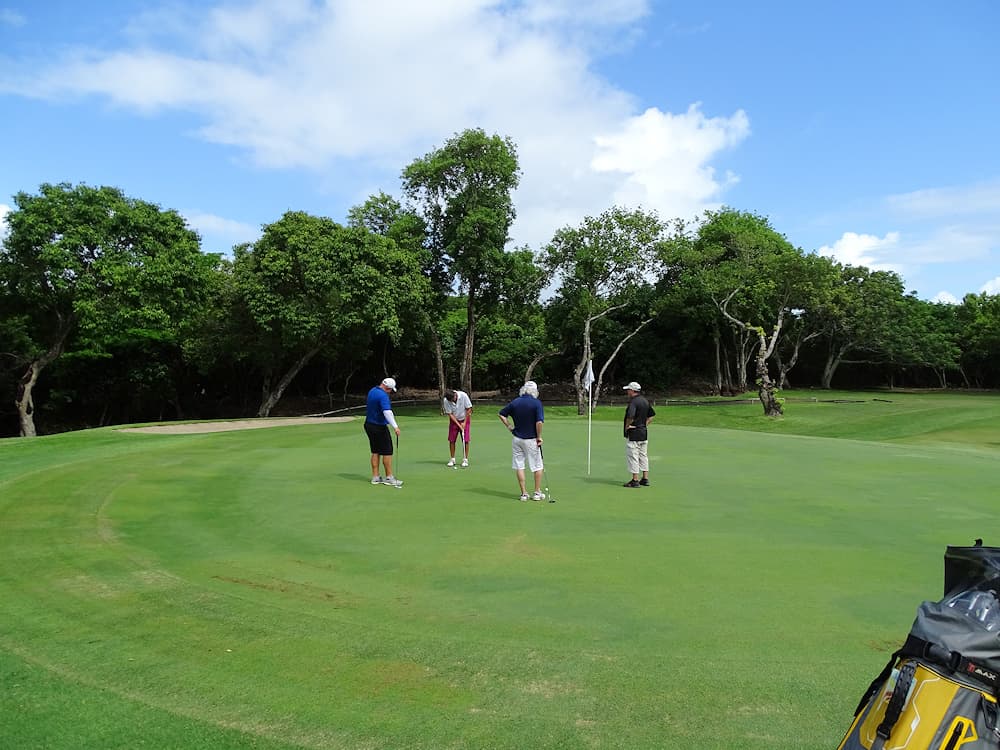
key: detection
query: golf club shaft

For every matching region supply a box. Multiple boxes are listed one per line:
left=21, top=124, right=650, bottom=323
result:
left=539, top=444, right=553, bottom=502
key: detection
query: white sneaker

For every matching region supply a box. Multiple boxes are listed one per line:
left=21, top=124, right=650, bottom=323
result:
left=519, top=493, right=529, bottom=502
left=532, top=491, right=546, bottom=501
left=371, top=476, right=383, bottom=485
left=383, top=476, right=403, bottom=488
left=446, top=458, right=456, bottom=467
left=461, top=458, right=469, bottom=468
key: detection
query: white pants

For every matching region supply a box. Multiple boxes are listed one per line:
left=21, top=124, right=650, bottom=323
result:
left=512, top=437, right=543, bottom=472
left=625, top=440, right=649, bottom=474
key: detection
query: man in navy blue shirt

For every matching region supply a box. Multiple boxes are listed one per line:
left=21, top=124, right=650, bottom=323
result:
left=498, top=381, right=545, bottom=501
left=365, top=377, right=402, bottom=487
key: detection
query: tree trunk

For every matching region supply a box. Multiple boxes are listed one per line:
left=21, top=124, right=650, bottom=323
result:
left=715, top=295, right=785, bottom=415
left=16, top=360, right=43, bottom=437
left=820, top=343, right=850, bottom=389
left=525, top=350, right=559, bottom=384
left=340, top=365, right=359, bottom=404
left=712, top=327, right=722, bottom=396
left=460, top=287, right=476, bottom=394
left=257, top=346, right=322, bottom=417
left=736, top=332, right=755, bottom=393
left=592, top=318, right=654, bottom=409
left=755, top=340, right=783, bottom=417
left=15, top=321, right=73, bottom=437
left=431, top=327, right=446, bottom=401
left=574, top=303, right=627, bottom=415
left=778, top=358, right=791, bottom=389
left=778, top=331, right=820, bottom=390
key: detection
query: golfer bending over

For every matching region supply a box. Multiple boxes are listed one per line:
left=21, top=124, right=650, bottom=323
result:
left=365, top=377, right=403, bottom=487
left=498, top=381, right=545, bottom=501
left=443, top=388, right=473, bottom=467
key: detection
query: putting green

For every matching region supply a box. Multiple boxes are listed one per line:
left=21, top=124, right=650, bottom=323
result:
left=1, top=405, right=997, bottom=749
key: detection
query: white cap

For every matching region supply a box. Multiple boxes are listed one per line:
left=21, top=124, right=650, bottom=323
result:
left=622, top=381, right=641, bottom=391
left=520, top=380, right=539, bottom=397
left=382, top=377, right=397, bottom=392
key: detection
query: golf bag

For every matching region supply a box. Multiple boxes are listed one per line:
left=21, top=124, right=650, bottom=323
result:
left=837, top=543, right=1000, bottom=749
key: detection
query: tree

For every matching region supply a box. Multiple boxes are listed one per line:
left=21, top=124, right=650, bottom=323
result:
left=402, top=129, right=520, bottom=394
left=0, top=183, right=216, bottom=436
left=811, top=265, right=906, bottom=388
left=955, top=293, right=1000, bottom=388
left=472, top=247, right=549, bottom=390
left=543, top=207, right=665, bottom=413
left=347, top=192, right=449, bottom=396
left=773, top=253, right=840, bottom=389
left=672, top=208, right=808, bottom=415
left=880, top=296, right=960, bottom=388
left=233, top=211, right=428, bottom=417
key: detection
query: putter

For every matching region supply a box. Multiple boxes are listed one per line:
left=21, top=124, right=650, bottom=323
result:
left=392, top=432, right=403, bottom=489
left=539, top=445, right=555, bottom=503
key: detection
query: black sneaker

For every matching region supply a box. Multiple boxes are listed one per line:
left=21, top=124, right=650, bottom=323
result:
left=639, top=478, right=650, bottom=487
left=623, top=480, right=640, bottom=488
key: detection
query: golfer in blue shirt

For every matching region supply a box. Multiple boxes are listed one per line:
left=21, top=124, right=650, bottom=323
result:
left=498, top=381, right=545, bottom=501
left=365, top=377, right=402, bottom=487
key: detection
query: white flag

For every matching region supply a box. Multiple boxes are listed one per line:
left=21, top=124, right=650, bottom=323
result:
left=582, top=359, right=595, bottom=391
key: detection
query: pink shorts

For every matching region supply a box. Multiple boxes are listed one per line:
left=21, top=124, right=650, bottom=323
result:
left=448, top=419, right=471, bottom=444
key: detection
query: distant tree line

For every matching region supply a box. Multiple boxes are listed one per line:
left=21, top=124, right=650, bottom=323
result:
left=3, top=129, right=1000, bottom=436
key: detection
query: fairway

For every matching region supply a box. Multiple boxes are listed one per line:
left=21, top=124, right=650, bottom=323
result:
left=3, top=394, right=1000, bottom=749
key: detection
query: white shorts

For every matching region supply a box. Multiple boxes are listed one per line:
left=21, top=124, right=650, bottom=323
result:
left=512, top=437, right=543, bottom=472
left=625, top=440, right=649, bottom=474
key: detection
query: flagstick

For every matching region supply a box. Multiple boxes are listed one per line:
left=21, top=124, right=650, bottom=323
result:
left=584, top=359, right=595, bottom=476
left=587, top=382, right=592, bottom=475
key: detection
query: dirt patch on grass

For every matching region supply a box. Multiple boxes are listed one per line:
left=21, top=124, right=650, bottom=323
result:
left=118, top=416, right=353, bottom=434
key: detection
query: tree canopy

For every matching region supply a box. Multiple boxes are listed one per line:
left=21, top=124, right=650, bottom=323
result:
left=4, top=150, right=1000, bottom=437
left=0, top=182, right=216, bottom=436
left=402, top=128, right=520, bottom=394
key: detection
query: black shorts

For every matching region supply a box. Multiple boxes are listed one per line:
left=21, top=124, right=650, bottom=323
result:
left=364, top=422, right=393, bottom=455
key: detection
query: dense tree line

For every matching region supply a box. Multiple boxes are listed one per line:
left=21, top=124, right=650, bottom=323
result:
left=3, top=131, right=1000, bottom=436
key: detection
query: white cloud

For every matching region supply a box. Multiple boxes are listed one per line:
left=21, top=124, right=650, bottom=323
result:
left=932, top=291, right=959, bottom=305
left=0, top=203, right=10, bottom=241
left=0, top=9, right=26, bottom=27
left=896, top=224, right=998, bottom=264
left=817, top=222, right=999, bottom=301
left=982, top=277, right=1000, bottom=295
left=888, top=180, right=1000, bottom=218
left=514, top=0, right=649, bottom=27
left=182, top=211, right=261, bottom=250
left=0, top=0, right=747, bottom=248
left=591, top=104, right=749, bottom=219
left=817, top=231, right=902, bottom=272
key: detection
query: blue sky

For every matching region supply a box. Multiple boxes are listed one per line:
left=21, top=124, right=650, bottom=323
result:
left=1, top=0, right=997, bottom=302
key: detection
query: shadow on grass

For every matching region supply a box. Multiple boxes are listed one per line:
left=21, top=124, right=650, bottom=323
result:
left=583, top=476, right=625, bottom=487
left=472, top=487, right=521, bottom=502
left=336, top=472, right=379, bottom=484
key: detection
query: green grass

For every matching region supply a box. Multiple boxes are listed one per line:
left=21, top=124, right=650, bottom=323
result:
left=2, top=390, right=999, bottom=749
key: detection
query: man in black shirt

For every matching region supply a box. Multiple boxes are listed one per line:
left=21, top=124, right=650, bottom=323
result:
left=622, top=381, right=655, bottom=488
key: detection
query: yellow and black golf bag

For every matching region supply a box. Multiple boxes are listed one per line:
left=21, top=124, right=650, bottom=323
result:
left=838, top=543, right=1000, bottom=749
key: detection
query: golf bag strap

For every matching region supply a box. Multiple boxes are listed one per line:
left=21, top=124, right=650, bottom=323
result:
left=872, top=660, right=917, bottom=749
left=901, top=634, right=1000, bottom=694
left=854, top=650, right=902, bottom=717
